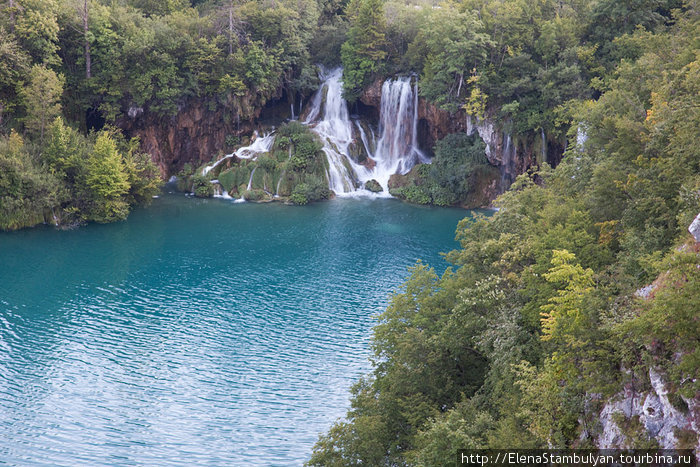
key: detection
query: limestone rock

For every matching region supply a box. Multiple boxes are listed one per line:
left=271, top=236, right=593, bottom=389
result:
left=689, top=212, right=700, bottom=243
left=364, top=179, right=382, bottom=193
left=597, top=368, right=698, bottom=451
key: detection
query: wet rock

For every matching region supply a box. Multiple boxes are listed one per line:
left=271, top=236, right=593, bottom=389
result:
left=365, top=179, right=382, bottom=192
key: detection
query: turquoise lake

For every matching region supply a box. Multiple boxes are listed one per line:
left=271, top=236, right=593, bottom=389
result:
left=0, top=194, right=477, bottom=465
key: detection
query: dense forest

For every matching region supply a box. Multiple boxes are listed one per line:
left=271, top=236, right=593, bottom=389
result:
left=1, top=0, right=693, bottom=226
left=1, top=0, right=699, bottom=461
left=308, top=1, right=700, bottom=463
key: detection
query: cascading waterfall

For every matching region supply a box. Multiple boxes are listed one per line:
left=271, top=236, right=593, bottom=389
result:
left=247, top=167, right=257, bottom=191
left=501, top=134, right=516, bottom=189
left=541, top=128, right=546, bottom=161
left=304, top=68, right=367, bottom=195
left=202, top=132, right=275, bottom=176
left=305, top=68, right=427, bottom=196
left=205, top=68, right=428, bottom=198
left=362, top=76, right=428, bottom=191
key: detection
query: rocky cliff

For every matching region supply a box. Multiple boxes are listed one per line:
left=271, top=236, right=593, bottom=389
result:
left=594, top=215, right=700, bottom=454
left=117, top=101, right=259, bottom=177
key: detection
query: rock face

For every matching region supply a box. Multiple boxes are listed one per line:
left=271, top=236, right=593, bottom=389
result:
left=599, top=213, right=700, bottom=454
left=597, top=368, right=699, bottom=452
left=118, top=100, right=258, bottom=177
left=689, top=213, right=700, bottom=243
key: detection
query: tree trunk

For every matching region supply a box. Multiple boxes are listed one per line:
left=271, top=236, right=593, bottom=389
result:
left=9, top=0, right=15, bottom=30
left=84, top=0, right=91, bottom=79
left=228, top=0, right=234, bottom=55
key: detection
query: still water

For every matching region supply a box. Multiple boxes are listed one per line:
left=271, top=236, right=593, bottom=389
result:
left=0, top=194, right=476, bottom=465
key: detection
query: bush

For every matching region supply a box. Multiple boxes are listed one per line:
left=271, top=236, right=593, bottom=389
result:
left=290, top=184, right=310, bottom=205
left=242, top=188, right=266, bottom=201
left=257, top=154, right=278, bottom=173
left=225, top=134, right=239, bottom=149
left=176, top=163, right=194, bottom=192
left=289, top=175, right=330, bottom=205
left=192, top=174, right=214, bottom=197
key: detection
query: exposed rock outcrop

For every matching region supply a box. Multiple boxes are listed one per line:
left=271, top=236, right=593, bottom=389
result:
left=597, top=212, right=700, bottom=454
left=689, top=212, right=700, bottom=243
left=118, top=100, right=260, bottom=177
left=598, top=368, right=699, bottom=451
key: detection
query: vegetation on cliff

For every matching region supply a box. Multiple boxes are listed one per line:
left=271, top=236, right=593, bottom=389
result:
left=178, top=121, right=331, bottom=204
left=0, top=0, right=339, bottom=228
left=341, top=0, right=685, bottom=141
left=310, top=5, right=700, bottom=463
left=389, top=133, right=499, bottom=207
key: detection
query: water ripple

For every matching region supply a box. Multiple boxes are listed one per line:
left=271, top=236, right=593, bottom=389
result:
left=0, top=196, right=475, bottom=465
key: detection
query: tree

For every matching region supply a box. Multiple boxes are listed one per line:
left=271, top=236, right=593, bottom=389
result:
left=78, top=130, right=130, bottom=222
left=410, top=7, right=491, bottom=112
left=0, top=130, right=67, bottom=230
left=22, top=64, right=64, bottom=140
left=539, top=249, right=594, bottom=344
left=13, top=0, right=60, bottom=65
left=42, top=117, right=85, bottom=181
left=0, top=28, right=30, bottom=125
left=340, top=0, right=386, bottom=102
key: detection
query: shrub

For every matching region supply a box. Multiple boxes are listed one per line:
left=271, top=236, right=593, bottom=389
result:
left=192, top=174, right=214, bottom=197
left=290, top=184, right=310, bottom=205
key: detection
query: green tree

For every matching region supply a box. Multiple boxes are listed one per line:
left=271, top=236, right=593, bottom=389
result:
left=0, top=28, right=30, bottom=125
left=78, top=130, right=131, bottom=222
left=22, top=64, right=64, bottom=140
left=340, top=0, right=386, bottom=102
left=0, top=130, right=66, bottom=230
left=539, top=249, right=594, bottom=343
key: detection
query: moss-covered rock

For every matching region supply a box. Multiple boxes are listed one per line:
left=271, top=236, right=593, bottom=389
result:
left=242, top=189, right=268, bottom=201
left=365, top=179, right=382, bottom=192
left=192, top=174, right=214, bottom=198
left=197, top=122, right=334, bottom=204
left=175, top=163, right=195, bottom=192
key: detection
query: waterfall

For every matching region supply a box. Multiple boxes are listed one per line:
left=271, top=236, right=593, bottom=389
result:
left=305, top=68, right=427, bottom=196
left=576, top=124, right=588, bottom=151
left=304, top=67, right=366, bottom=195
left=364, top=76, right=428, bottom=191
left=354, top=121, right=375, bottom=160
left=202, top=132, right=275, bottom=176
left=501, top=134, right=517, bottom=190
left=290, top=103, right=295, bottom=120
left=540, top=128, right=546, bottom=161
left=247, top=167, right=257, bottom=191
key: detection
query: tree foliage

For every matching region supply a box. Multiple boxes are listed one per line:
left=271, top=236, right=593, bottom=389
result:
left=312, top=8, right=700, bottom=462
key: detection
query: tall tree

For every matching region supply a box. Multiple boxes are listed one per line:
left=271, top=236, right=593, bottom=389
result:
left=340, top=0, right=386, bottom=102
left=22, top=64, right=64, bottom=140
left=82, top=0, right=90, bottom=78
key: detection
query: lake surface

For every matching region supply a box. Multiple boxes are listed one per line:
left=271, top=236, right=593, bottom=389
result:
left=0, top=194, right=476, bottom=465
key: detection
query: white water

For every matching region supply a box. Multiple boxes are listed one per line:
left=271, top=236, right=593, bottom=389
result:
left=305, top=68, right=427, bottom=196
left=367, top=77, right=428, bottom=191
left=541, top=128, right=546, bottom=161
left=247, top=167, right=257, bottom=191
left=304, top=68, right=367, bottom=194
left=202, top=132, right=275, bottom=176
left=202, top=68, right=428, bottom=197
